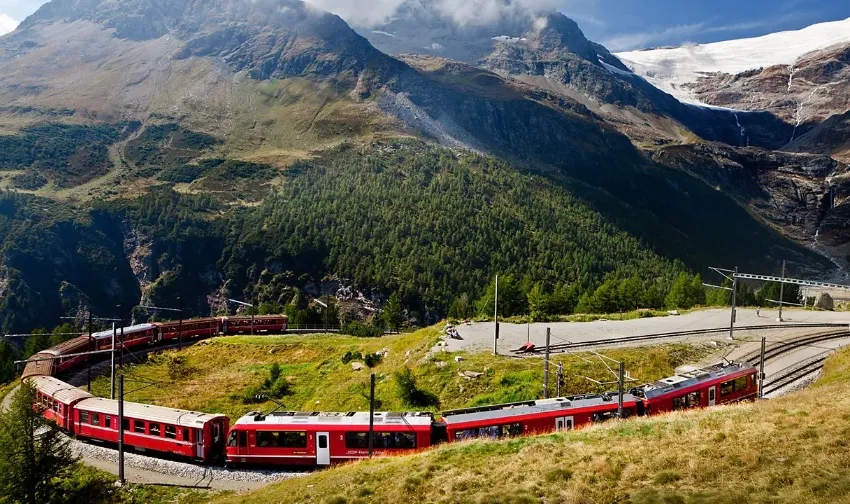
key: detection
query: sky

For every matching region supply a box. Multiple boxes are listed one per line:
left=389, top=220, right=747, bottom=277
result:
left=1, top=0, right=849, bottom=51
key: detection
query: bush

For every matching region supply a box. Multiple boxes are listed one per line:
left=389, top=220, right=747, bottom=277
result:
left=341, top=351, right=363, bottom=364
left=342, top=321, right=384, bottom=338
left=364, top=353, right=383, bottom=368
left=394, top=368, right=438, bottom=408
left=244, top=362, right=292, bottom=404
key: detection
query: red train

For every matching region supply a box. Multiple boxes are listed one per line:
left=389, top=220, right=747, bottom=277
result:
left=22, top=315, right=288, bottom=379
left=22, top=317, right=759, bottom=467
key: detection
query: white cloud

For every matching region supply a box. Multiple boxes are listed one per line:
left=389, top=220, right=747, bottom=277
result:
left=0, top=12, right=18, bottom=35
left=602, top=19, right=773, bottom=51
left=308, top=0, right=554, bottom=27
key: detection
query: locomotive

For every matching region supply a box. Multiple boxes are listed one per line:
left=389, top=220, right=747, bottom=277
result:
left=22, top=319, right=758, bottom=467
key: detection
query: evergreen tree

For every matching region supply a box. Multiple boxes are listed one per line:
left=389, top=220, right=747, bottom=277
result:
left=22, top=329, right=49, bottom=360
left=527, top=283, right=546, bottom=322
left=0, top=382, right=77, bottom=504
left=0, top=341, right=16, bottom=384
left=383, top=291, right=404, bottom=331
left=476, top=275, right=524, bottom=318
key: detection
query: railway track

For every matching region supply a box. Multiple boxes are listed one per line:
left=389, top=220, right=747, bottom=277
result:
left=739, top=330, right=850, bottom=366
left=512, top=323, right=850, bottom=356
left=762, top=353, right=831, bottom=396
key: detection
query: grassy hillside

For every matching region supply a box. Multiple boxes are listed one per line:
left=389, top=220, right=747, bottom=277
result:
left=91, top=326, right=714, bottom=421
left=204, top=347, right=850, bottom=504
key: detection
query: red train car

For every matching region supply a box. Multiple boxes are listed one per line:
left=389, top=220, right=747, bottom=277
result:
left=92, top=324, right=158, bottom=351
left=157, top=319, right=219, bottom=342
left=226, top=411, right=433, bottom=466
left=30, top=376, right=94, bottom=430
left=222, top=315, right=287, bottom=335
left=633, top=363, right=758, bottom=414
left=72, top=397, right=229, bottom=462
left=440, top=393, right=639, bottom=442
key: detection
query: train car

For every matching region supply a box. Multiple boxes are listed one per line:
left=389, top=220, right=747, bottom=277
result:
left=52, top=336, right=93, bottom=374
left=440, top=393, right=639, bottom=442
left=72, top=397, right=229, bottom=462
left=632, top=363, right=758, bottom=415
left=92, top=324, right=158, bottom=351
left=21, top=350, right=58, bottom=379
left=29, top=376, right=94, bottom=430
left=226, top=410, right=433, bottom=466
left=157, top=318, right=219, bottom=342
left=221, top=315, right=287, bottom=335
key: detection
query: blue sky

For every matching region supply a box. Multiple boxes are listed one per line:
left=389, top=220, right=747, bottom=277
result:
left=563, top=0, right=850, bottom=51
left=2, top=0, right=850, bottom=51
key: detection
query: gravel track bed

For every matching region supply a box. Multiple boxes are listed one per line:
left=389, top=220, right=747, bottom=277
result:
left=70, top=435, right=307, bottom=483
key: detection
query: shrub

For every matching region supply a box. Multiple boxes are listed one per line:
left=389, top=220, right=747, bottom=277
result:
left=364, top=353, right=383, bottom=368
left=342, top=321, right=384, bottom=338
left=341, top=351, right=363, bottom=364
left=394, top=367, right=438, bottom=408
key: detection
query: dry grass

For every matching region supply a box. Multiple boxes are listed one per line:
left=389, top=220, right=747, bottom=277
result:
left=204, top=347, right=850, bottom=504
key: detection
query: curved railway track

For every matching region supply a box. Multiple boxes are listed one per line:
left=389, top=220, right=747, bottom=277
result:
left=762, top=354, right=831, bottom=396
left=512, top=323, right=850, bottom=355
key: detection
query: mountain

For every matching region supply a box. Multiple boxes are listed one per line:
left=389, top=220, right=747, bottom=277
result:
left=0, top=0, right=835, bottom=332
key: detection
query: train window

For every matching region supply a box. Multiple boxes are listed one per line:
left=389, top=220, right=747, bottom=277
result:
left=183, top=429, right=191, bottom=442
left=720, top=380, right=734, bottom=396
left=592, top=412, right=618, bottom=423
left=53, top=401, right=59, bottom=413
left=238, top=431, right=247, bottom=448
left=92, top=414, right=100, bottom=427
left=687, top=391, right=701, bottom=408
left=122, top=418, right=130, bottom=431
left=80, top=411, right=89, bottom=424
left=150, top=424, right=161, bottom=437
left=501, top=423, right=522, bottom=437
left=734, top=376, right=748, bottom=392
left=345, top=432, right=370, bottom=449
left=673, top=395, right=688, bottom=410
left=134, top=421, right=146, bottom=434
left=318, top=435, right=328, bottom=449
left=104, top=417, right=111, bottom=429
left=227, top=431, right=237, bottom=447
left=257, top=431, right=308, bottom=448
left=165, top=426, right=177, bottom=439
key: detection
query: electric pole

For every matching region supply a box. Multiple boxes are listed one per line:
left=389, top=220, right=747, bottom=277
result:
left=117, top=303, right=124, bottom=369
left=118, top=374, right=125, bottom=486
left=729, top=267, right=738, bottom=341
left=778, top=260, right=786, bottom=322
left=617, top=361, right=625, bottom=418
left=758, top=336, right=766, bottom=399
left=368, top=373, right=375, bottom=458
left=87, top=310, right=93, bottom=392
left=177, top=296, right=183, bottom=350
left=556, top=362, right=563, bottom=397
left=543, top=328, right=550, bottom=399
left=251, top=294, right=257, bottom=335
left=493, top=275, right=499, bottom=355
left=110, top=323, right=116, bottom=400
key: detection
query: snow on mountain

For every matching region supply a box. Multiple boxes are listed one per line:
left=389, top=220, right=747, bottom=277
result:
left=614, top=17, right=850, bottom=104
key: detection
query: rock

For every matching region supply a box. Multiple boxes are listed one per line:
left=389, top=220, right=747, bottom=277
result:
left=667, top=310, right=680, bottom=316
left=405, top=350, right=412, bottom=357
left=435, top=361, right=446, bottom=368
left=460, top=371, right=484, bottom=380
left=351, top=362, right=365, bottom=371
left=454, top=356, right=464, bottom=362
left=816, top=292, right=835, bottom=311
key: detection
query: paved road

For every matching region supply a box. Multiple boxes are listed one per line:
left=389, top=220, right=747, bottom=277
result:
left=441, top=308, right=850, bottom=354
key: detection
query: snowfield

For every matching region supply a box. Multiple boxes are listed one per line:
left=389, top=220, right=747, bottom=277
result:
left=614, top=17, right=850, bottom=104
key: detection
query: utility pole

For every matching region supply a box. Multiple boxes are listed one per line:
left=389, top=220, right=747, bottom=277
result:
left=543, top=328, right=551, bottom=399
left=493, top=275, right=499, bottom=355
left=729, top=267, right=738, bottom=341
left=177, top=296, right=183, bottom=351
left=87, top=310, right=93, bottom=392
left=778, top=260, right=786, bottom=322
left=758, top=337, right=766, bottom=399
left=110, top=323, right=116, bottom=400
left=117, top=303, right=124, bottom=369
left=617, top=361, right=625, bottom=418
left=556, top=362, right=563, bottom=397
left=368, top=373, right=375, bottom=458
left=118, top=374, right=125, bottom=486
left=251, top=294, right=257, bottom=335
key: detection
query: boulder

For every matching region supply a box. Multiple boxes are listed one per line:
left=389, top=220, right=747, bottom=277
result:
left=351, top=362, right=365, bottom=371
left=454, top=356, right=464, bottom=362
left=816, top=292, right=835, bottom=311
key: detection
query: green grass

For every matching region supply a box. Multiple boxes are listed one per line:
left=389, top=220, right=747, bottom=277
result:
left=62, top=464, right=227, bottom=503
left=90, top=325, right=715, bottom=421
left=206, top=346, right=850, bottom=504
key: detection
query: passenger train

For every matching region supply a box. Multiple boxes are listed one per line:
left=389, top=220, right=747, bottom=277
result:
left=21, top=318, right=758, bottom=467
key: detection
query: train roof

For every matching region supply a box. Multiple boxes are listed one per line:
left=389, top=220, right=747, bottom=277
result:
left=52, top=336, right=91, bottom=353
left=29, top=376, right=94, bottom=404
left=74, top=397, right=226, bottom=427
left=91, top=324, right=157, bottom=340
left=233, top=411, right=433, bottom=428
left=634, top=363, right=755, bottom=400
left=440, top=394, right=636, bottom=425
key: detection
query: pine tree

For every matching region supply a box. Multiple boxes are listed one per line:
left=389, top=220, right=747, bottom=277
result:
left=0, top=381, right=78, bottom=504
left=383, top=291, right=404, bottom=331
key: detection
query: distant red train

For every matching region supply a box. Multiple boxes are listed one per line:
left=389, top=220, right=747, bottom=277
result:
left=21, top=316, right=759, bottom=467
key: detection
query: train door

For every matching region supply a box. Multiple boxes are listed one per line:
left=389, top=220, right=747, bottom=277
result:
left=555, top=416, right=574, bottom=432
left=196, top=428, right=205, bottom=459
left=708, top=386, right=716, bottom=407
left=211, top=421, right=225, bottom=461
left=316, top=432, right=330, bottom=466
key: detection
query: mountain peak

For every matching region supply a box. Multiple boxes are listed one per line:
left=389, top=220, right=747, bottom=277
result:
left=521, top=11, right=598, bottom=63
